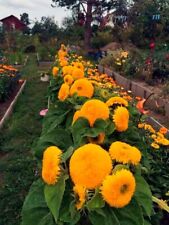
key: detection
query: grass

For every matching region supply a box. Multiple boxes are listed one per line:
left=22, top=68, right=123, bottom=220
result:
left=0, top=55, right=49, bottom=225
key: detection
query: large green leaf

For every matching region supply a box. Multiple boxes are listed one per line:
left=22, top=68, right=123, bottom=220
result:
left=87, top=189, right=105, bottom=210
left=35, top=128, right=72, bottom=159
left=89, top=207, right=120, bottom=225
left=21, top=179, right=54, bottom=225
left=72, top=118, right=107, bottom=147
left=134, top=174, right=152, bottom=217
left=44, top=175, right=67, bottom=223
left=114, top=198, right=144, bottom=225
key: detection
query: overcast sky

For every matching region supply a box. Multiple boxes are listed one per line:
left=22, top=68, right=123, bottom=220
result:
left=0, top=0, right=71, bottom=26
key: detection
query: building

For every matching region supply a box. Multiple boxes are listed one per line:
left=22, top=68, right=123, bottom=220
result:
left=0, top=15, right=27, bottom=31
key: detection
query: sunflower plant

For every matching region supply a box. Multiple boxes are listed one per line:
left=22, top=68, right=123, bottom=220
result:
left=21, top=45, right=169, bottom=225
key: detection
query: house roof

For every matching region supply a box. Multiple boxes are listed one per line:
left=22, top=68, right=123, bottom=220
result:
left=0, top=15, right=26, bottom=26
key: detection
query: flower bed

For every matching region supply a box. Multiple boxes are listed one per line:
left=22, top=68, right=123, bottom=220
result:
left=0, top=64, right=21, bottom=102
left=21, top=45, right=169, bottom=225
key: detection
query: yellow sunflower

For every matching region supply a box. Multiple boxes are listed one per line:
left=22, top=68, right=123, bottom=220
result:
left=106, top=97, right=128, bottom=107
left=72, top=67, right=84, bottom=80
left=78, top=99, right=110, bottom=127
left=64, top=74, right=74, bottom=85
left=52, top=67, right=59, bottom=77
left=73, top=185, right=86, bottom=210
left=113, top=106, right=129, bottom=132
left=101, top=169, right=136, bottom=208
left=109, top=141, right=141, bottom=165
left=69, top=144, right=112, bottom=189
left=42, top=146, right=62, bottom=185
left=70, top=78, right=94, bottom=98
left=58, top=83, right=69, bottom=101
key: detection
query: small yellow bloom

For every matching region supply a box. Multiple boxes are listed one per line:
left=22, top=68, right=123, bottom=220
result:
left=42, top=146, right=62, bottom=185
left=72, top=67, right=84, bottom=80
left=113, top=106, right=129, bottom=132
left=73, top=185, right=86, bottom=210
left=58, top=83, right=69, bottom=101
left=64, top=74, right=74, bottom=85
left=106, top=97, right=128, bottom=107
left=52, top=67, right=59, bottom=76
left=151, top=142, right=160, bottom=149
left=101, top=169, right=136, bottom=208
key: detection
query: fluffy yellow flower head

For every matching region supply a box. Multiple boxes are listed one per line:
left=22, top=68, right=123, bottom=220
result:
left=62, top=65, right=73, bottom=76
left=42, top=146, right=62, bottom=185
left=60, top=59, right=68, bottom=67
left=74, top=62, right=84, bottom=71
left=101, top=169, right=136, bottom=208
left=109, top=141, right=141, bottom=165
left=73, top=185, right=86, bottom=210
left=70, top=78, right=94, bottom=98
left=72, top=67, right=84, bottom=80
left=69, top=144, right=112, bottom=189
left=64, top=74, right=74, bottom=85
left=106, top=97, right=128, bottom=107
left=75, top=99, right=109, bottom=127
left=52, top=67, right=59, bottom=77
left=58, top=83, right=69, bottom=101
left=113, top=106, right=129, bottom=132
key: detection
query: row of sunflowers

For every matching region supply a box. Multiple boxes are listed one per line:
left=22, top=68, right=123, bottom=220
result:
left=21, top=44, right=169, bottom=225
left=0, top=64, right=20, bottom=102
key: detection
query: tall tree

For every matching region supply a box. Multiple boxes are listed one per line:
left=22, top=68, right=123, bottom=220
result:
left=51, top=0, right=118, bottom=49
left=20, top=13, right=30, bottom=26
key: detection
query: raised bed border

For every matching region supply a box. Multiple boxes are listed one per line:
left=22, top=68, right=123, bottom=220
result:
left=0, top=80, right=27, bottom=130
left=98, top=65, right=169, bottom=135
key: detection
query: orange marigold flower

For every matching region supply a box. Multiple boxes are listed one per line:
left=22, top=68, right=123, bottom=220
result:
left=78, top=99, right=110, bottom=127
left=52, top=67, right=59, bottom=76
left=70, top=78, right=94, bottom=98
left=106, top=97, right=128, bottom=107
left=72, top=67, right=84, bottom=80
left=73, top=185, right=86, bottom=210
left=109, top=141, right=141, bottom=165
left=101, top=169, right=136, bottom=208
left=42, top=146, right=62, bottom=185
left=159, top=127, right=168, bottom=135
left=113, top=106, right=129, bottom=132
left=64, top=74, right=74, bottom=85
left=58, top=83, right=69, bottom=101
left=69, top=144, right=112, bottom=189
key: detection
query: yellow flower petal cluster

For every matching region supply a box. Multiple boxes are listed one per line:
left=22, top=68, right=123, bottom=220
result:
left=109, top=141, right=141, bottom=165
left=64, top=74, right=74, bottom=85
left=73, top=99, right=110, bottom=127
left=73, top=185, right=86, bottom=210
left=58, top=83, right=69, bottom=101
left=151, top=142, right=160, bottom=149
left=106, top=97, right=128, bottom=107
left=113, top=106, right=129, bottom=132
left=70, top=78, right=94, bottom=98
left=69, top=144, right=112, bottom=189
left=74, top=62, right=84, bottom=71
left=52, top=67, right=59, bottom=77
left=42, top=146, right=62, bottom=185
left=62, top=65, right=73, bottom=76
left=101, top=169, right=136, bottom=208
left=72, top=67, right=84, bottom=80
left=60, top=59, right=68, bottom=67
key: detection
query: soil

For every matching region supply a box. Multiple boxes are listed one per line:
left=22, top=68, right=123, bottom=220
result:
left=0, top=82, right=22, bottom=121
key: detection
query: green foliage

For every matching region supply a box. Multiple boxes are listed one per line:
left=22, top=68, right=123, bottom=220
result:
left=91, top=31, right=113, bottom=49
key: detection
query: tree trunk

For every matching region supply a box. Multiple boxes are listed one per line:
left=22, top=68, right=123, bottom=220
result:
left=84, top=0, right=93, bottom=50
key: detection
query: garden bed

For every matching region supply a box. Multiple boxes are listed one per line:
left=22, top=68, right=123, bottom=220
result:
left=0, top=80, right=26, bottom=129
left=98, top=65, right=169, bottom=130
